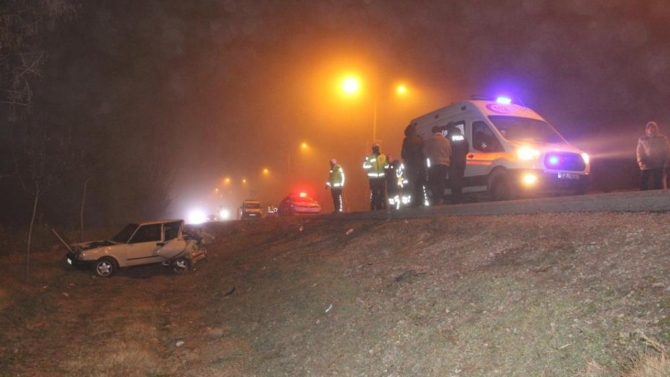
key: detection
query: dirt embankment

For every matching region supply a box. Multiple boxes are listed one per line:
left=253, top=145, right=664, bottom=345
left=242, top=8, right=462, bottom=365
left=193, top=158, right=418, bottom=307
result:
left=1, top=212, right=670, bottom=376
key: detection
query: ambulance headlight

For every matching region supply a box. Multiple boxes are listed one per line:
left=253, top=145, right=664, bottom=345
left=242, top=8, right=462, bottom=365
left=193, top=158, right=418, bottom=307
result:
left=581, top=152, right=590, bottom=164
left=517, top=146, right=540, bottom=160
left=522, top=173, right=538, bottom=186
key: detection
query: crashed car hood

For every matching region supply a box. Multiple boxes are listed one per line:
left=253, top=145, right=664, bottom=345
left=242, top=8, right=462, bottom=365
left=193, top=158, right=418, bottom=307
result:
left=71, top=240, right=117, bottom=251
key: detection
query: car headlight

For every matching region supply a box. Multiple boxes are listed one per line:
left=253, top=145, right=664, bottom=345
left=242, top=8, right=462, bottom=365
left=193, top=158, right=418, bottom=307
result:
left=517, top=146, right=540, bottom=160
left=581, top=152, right=590, bottom=164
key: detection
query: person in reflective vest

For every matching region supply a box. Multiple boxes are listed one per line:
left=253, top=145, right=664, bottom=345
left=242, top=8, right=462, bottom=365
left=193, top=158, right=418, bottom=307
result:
left=362, top=143, right=387, bottom=210
left=325, top=158, right=345, bottom=213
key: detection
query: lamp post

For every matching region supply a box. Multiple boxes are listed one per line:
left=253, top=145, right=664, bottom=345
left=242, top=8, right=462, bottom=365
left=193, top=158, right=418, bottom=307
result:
left=287, top=142, right=309, bottom=176
left=341, top=76, right=409, bottom=144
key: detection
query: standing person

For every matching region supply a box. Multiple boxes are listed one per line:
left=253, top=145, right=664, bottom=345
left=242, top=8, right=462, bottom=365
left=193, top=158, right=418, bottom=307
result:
left=325, top=158, right=345, bottom=213
left=363, top=143, right=387, bottom=210
left=401, top=124, right=427, bottom=207
left=423, top=125, right=452, bottom=205
left=384, top=155, right=402, bottom=210
left=637, top=121, right=670, bottom=190
left=447, top=126, right=469, bottom=203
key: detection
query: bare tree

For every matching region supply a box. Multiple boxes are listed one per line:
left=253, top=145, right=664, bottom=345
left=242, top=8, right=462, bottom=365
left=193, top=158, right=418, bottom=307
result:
left=80, top=176, right=89, bottom=242
left=13, top=118, right=78, bottom=282
left=0, top=0, right=76, bottom=113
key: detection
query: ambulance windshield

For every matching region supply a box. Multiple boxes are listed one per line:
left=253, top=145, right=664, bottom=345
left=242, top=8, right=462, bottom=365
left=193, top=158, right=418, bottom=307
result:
left=489, top=116, right=566, bottom=144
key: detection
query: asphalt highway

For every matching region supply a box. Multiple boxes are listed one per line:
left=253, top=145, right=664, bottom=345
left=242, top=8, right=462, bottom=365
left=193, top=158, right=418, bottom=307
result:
left=341, top=190, right=670, bottom=220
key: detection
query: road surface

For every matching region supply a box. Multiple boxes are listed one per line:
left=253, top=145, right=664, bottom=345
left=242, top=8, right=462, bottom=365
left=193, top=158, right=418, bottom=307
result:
left=342, top=190, right=670, bottom=220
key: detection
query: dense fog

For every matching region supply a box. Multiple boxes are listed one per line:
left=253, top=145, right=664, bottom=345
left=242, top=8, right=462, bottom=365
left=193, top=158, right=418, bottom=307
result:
left=1, top=0, right=668, bottom=227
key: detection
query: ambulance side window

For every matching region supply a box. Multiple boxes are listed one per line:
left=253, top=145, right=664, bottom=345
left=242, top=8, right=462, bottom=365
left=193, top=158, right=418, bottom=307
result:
left=453, top=121, right=465, bottom=136
left=472, top=121, right=504, bottom=152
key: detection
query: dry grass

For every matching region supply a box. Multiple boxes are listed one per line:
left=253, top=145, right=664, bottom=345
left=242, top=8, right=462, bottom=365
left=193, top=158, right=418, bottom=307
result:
left=2, top=213, right=670, bottom=376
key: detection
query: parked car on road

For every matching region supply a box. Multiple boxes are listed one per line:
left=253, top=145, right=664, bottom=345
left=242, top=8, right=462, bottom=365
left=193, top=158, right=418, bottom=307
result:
left=239, top=199, right=263, bottom=219
left=66, top=219, right=208, bottom=277
left=278, top=193, right=322, bottom=216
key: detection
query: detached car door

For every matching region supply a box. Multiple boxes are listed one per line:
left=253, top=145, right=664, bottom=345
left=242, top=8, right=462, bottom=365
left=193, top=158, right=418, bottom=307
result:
left=125, top=223, right=165, bottom=266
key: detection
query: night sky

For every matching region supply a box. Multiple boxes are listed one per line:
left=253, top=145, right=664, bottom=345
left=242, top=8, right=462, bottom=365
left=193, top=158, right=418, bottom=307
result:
left=3, top=0, right=670, bottom=226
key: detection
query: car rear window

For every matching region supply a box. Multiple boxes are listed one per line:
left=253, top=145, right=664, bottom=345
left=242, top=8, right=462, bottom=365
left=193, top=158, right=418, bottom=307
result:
left=164, top=221, right=181, bottom=241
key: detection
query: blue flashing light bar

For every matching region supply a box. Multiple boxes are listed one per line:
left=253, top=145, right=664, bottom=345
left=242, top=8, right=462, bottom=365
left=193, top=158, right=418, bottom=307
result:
left=496, top=96, right=512, bottom=105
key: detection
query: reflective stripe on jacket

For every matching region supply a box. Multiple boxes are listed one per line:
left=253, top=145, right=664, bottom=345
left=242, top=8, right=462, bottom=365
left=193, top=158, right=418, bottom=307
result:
left=327, top=164, right=345, bottom=188
left=363, top=153, right=386, bottom=179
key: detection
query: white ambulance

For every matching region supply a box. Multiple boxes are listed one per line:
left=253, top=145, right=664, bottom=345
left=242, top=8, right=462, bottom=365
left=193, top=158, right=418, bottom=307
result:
left=410, top=97, right=590, bottom=201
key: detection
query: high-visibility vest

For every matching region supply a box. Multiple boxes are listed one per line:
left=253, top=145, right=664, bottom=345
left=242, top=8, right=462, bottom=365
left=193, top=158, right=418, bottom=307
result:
left=363, top=153, right=386, bottom=179
left=326, top=164, right=345, bottom=188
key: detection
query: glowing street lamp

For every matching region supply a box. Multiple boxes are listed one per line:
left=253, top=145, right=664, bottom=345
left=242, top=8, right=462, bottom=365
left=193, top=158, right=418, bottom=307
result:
left=341, top=76, right=410, bottom=142
left=287, top=141, right=312, bottom=178
left=341, top=77, right=360, bottom=95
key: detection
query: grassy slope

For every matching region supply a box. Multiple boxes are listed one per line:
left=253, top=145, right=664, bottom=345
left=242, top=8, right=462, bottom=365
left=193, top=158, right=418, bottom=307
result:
left=1, top=212, right=669, bottom=376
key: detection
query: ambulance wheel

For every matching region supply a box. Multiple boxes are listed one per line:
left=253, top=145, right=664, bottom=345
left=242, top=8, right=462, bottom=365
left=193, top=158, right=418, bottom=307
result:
left=490, top=173, right=513, bottom=201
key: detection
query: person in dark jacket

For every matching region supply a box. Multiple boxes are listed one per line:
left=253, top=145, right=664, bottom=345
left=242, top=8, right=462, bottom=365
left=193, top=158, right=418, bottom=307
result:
left=637, top=121, right=670, bottom=190
left=447, top=126, right=469, bottom=203
left=384, top=155, right=403, bottom=210
left=401, top=124, right=427, bottom=207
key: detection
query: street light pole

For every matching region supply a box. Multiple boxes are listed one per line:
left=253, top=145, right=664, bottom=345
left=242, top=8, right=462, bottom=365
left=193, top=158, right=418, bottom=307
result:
left=372, top=94, right=378, bottom=143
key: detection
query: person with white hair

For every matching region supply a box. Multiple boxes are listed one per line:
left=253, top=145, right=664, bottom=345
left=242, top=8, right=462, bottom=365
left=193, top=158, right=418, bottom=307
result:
left=325, top=158, right=345, bottom=213
left=636, top=121, right=670, bottom=190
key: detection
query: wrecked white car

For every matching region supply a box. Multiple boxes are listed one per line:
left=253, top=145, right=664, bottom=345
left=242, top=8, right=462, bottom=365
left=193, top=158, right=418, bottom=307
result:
left=66, top=219, right=208, bottom=277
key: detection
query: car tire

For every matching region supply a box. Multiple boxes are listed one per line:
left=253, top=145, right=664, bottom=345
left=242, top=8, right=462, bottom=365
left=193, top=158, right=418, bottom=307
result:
left=489, top=172, right=514, bottom=201
left=172, top=257, right=189, bottom=274
left=94, top=257, right=117, bottom=277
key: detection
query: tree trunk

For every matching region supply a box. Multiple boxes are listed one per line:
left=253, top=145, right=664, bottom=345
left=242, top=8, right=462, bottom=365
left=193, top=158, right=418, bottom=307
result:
left=80, top=178, right=89, bottom=242
left=26, top=191, right=40, bottom=283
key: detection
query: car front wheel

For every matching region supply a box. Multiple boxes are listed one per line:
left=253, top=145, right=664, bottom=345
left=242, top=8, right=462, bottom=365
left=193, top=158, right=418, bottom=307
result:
left=172, top=257, right=189, bottom=274
left=95, top=258, right=117, bottom=277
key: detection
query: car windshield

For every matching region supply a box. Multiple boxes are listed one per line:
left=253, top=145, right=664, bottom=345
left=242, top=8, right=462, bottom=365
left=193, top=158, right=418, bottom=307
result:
left=291, top=196, right=314, bottom=203
left=243, top=202, right=261, bottom=209
left=489, top=116, right=566, bottom=144
left=111, top=223, right=138, bottom=243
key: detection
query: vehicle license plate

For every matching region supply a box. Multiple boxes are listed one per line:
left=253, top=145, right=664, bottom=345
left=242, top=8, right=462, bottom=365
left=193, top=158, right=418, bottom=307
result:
left=558, top=172, right=579, bottom=180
